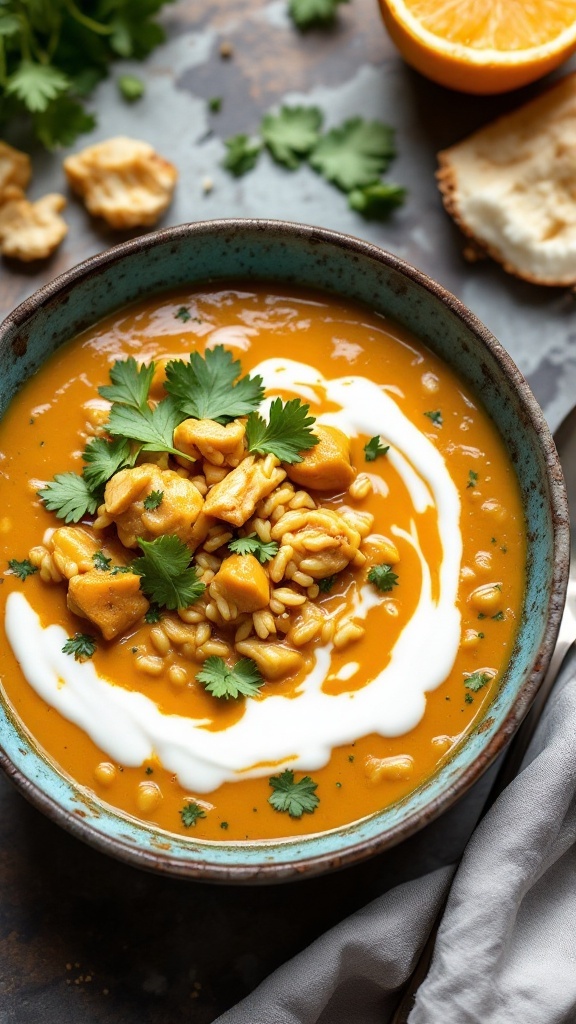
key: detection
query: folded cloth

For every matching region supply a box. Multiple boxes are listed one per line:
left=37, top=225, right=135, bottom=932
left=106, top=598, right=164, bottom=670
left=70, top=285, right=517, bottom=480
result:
left=216, top=646, right=576, bottom=1024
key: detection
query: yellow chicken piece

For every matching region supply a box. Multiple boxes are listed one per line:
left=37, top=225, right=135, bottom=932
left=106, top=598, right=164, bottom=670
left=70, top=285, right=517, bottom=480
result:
left=0, top=188, right=67, bottom=261
left=235, top=638, right=304, bottom=680
left=67, top=570, right=149, bottom=640
left=213, top=554, right=270, bottom=613
left=286, top=425, right=355, bottom=492
left=173, top=418, right=246, bottom=466
left=51, top=526, right=101, bottom=579
left=203, top=455, right=286, bottom=526
left=104, top=464, right=204, bottom=548
left=63, top=137, right=178, bottom=229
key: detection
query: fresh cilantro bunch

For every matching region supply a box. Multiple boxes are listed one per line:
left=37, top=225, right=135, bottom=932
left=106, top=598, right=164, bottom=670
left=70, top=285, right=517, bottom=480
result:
left=221, top=104, right=406, bottom=220
left=0, top=0, right=175, bottom=149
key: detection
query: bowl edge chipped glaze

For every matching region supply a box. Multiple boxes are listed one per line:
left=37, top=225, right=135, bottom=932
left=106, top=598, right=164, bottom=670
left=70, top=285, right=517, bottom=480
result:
left=0, top=219, right=569, bottom=884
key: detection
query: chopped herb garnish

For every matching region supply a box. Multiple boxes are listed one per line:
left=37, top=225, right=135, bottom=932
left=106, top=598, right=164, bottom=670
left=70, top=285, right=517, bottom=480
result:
left=144, top=605, right=162, bottom=624
left=228, top=534, right=279, bottom=563
left=98, top=357, right=155, bottom=411
left=348, top=755, right=355, bottom=762
left=118, top=74, right=145, bottom=102
left=288, top=0, right=349, bottom=27
left=143, top=490, right=164, bottom=511
left=92, top=551, right=112, bottom=571
left=464, top=671, right=493, bottom=692
left=62, top=633, right=97, bottom=662
left=220, top=821, right=229, bottom=830
left=38, top=472, right=99, bottom=523
left=268, top=769, right=319, bottom=818
left=335, top=781, right=342, bottom=788
left=145, top=766, right=154, bottom=775
left=348, top=182, right=406, bottom=219
left=309, top=117, right=395, bottom=192
left=222, top=134, right=262, bottom=176
left=477, top=613, right=487, bottom=620
left=492, top=611, right=505, bottom=621
left=424, top=410, right=443, bottom=427
left=368, top=563, right=399, bottom=592
left=318, top=575, right=337, bottom=593
left=82, top=436, right=136, bottom=491
left=107, top=396, right=191, bottom=461
left=246, top=397, right=318, bottom=463
left=208, top=96, right=222, bottom=113
left=110, top=565, right=132, bottom=576
left=363, top=435, right=389, bottom=462
left=261, top=105, right=323, bottom=169
left=467, top=470, right=479, bottom=489
left=180, top=802, right=206, bottom=828
left=477, top=631, right=485, bottom=639
left=175, top=306, right=192, bottom=322
left=8, top=558, right=38, bottom=581
left=164, top=346, right=264, bottom=425
left=196, top=656, right=264, bottom=700
left=464, top=692, right=474, bottom=704
left=131, top=536, right=206, bottom=610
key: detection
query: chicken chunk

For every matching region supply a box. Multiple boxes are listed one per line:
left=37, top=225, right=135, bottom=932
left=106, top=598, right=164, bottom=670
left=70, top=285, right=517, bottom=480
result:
left=67, top=570, right=149, bottom=640
left=203, top=455, right=286, bottom=527
left=271, top=508, right=365, bottom=577
left=63, top=137, right=178, bottom=229
left=173, top=418, right=246, bottom=466
left=104, top=463, right=204, bottom=549
left=0, top=142, right=31, bottom=200
left=235, top=638, right=304, bottom=680
left=286, top=425, right=355, bottom=492
left=212, top=554, right=270, bottom=613
left=51, top=526, right=101, bottom=579
left=0, top=189, right=67, bottom=261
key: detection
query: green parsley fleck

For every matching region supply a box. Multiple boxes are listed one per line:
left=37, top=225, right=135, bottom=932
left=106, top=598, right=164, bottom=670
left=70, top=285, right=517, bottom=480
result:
left=464, top=671, right=493, bottom=692
left=368, top=563, right=399, bottom=593
left=492, top=611, right=505, bottom=621
left=464, top=693, right=474, bottom=704
left=363, top=435, right=390, bottom=462
left=467, top=470, right=479, bottom=489
left=424, top=410, right=443, bottom=427
left=145, top=767, right=153, bottom=775
left=144, top=605, right=162, bottom=624
left=175, top=307, right=191, bottom=322
left=7, top=558, right=38, bottom=581
left=208, top=96, right=222, bottom=113
left=348, top=755, right=355, bottom=762
left=62, top=633, right=97, bottom=662
left=335, top=781, right=342, bottom=788
left=220, top=821, right=229, bottom=830
left=318, top=575, right=337, bottom=593
left=477, top=631, right=485, bottom=639
left=477, top=613, right=487, bottom=620
left=143, top=490, right=164, bottom=511
left=92, top=551, right=112, bottom=572
left=180, top=802, right=206, bottom=828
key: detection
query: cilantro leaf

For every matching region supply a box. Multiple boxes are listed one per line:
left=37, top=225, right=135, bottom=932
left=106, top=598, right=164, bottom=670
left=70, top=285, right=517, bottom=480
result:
left=318, top=574, right=336, bottom=593
left=208, top=96, right=222, bottom=113
left=261, top=105, right=323, bottom=169
left=363, top=436, right=389, bottom=462
left=143, top=490, right=164, bottom=511
left=118, top=74, right=145, bottom=102
left=38, top=473, right=99, bottom=523
left=180, top=802, right=206, bottom=828
left=424, top=410, right=443, bottom=427
left=245, top=398, right=318, bottom=463
left=164, top=347, right=264, bottom=424
left=62, top=633, right=97, bottom=662
left=131, top=536, right=206, bottom=610
left=6, top=61, right=69, bottom=113
left=222, top=134, right=262, bottom=176
left=228, top=534, right=279, bottom=563
left=465, top=671, right=493, bottom=692
left=92, top=551, right=112, bottom=571
left=268, top=769, right=319, bottom=818
left=98, top=357, right=155, bottom=411
left=144, top=605, right=162, bottom=624
left=310, top=118, right=395, bottom=192
left=8, top=559, right=38, bottom=581
left=348, top=182, right=406, bottom=219
left=196, top=656, right=264, bottom=700
left=175, top=306, right=191, bottom=322
left=82, top=436, right=136, bottom=491
left=288, top=0, right=349, bottom=28
left=467, top=470, right=479, bottom=489
left=106, top=396, right=190, bottom=460
left=368, top=563, right=399, bottom=592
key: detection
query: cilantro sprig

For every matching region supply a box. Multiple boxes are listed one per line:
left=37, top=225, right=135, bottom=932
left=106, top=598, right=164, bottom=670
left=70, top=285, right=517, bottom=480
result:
left=143, top=490, right=164, bottom=511
left=131, top=536, right=206, bottom=610
left=62, top=633, right=97, bottom=662
left=98, top=357, right=155, bottom=411
left=7, top=558, right=38, bottom=581
left=164, top=346, right=264, bottom=424
left=246, top=398, right=319, bottom=463
left=310, top=118, right=396, bottom=192
left=368, top=564, right=399, bottom=593
left=363, top=436, right=389, bottom=462
left=106, top=396, right=191, bottom=461
left=464, top=671, right=493, bottom=692
left=0, top=1, right=173, bottom=149
left=82, top=437, right=136, bottom=491
left=228, top=534, right=279, bottom=563
left=196, top=656, right=264, bottom=700
left=222, top=134, right=262, bottom=176
left=180, top=802, right=206, bottom=828
left=38, top=473, right=99, bottom=524
left=268, top=769, right=319, bottom=818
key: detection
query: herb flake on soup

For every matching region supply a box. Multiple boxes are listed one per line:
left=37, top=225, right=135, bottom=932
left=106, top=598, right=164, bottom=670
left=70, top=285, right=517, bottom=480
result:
left=0, top=286, right=525, bottom=840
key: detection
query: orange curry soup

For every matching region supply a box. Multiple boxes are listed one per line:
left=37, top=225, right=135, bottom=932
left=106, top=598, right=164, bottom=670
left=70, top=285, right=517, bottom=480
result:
left=0, top=286, right=525, bottom=841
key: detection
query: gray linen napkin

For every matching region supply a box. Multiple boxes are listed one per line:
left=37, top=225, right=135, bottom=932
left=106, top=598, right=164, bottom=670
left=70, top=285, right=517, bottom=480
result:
left=216, top=647, right=576, bottom=1024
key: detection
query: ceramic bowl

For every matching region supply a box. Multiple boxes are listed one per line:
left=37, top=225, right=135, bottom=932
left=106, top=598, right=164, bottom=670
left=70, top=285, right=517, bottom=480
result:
left=0, top=220, right=569, bottom=882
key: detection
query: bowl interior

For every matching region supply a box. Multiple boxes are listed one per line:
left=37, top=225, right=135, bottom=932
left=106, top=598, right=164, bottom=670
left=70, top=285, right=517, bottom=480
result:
left=0, top=220, right=568, bottom=882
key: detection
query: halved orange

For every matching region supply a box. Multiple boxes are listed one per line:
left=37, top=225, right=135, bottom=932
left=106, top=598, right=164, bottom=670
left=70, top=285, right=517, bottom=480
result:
left=378, top=0, right=576, bottom=94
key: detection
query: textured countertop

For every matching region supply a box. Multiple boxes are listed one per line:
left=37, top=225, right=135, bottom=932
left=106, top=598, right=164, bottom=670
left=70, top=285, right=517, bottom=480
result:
left=1, top=3, right=575, bottom=1021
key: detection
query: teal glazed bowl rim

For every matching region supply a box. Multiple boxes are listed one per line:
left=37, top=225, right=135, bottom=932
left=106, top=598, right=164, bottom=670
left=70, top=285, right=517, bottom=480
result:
left=0, top=219, right=569, bottom=884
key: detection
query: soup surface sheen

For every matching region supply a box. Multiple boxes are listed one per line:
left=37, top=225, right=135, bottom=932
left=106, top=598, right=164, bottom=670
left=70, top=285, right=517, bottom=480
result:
left=0, top=286, right=525, bottom=841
